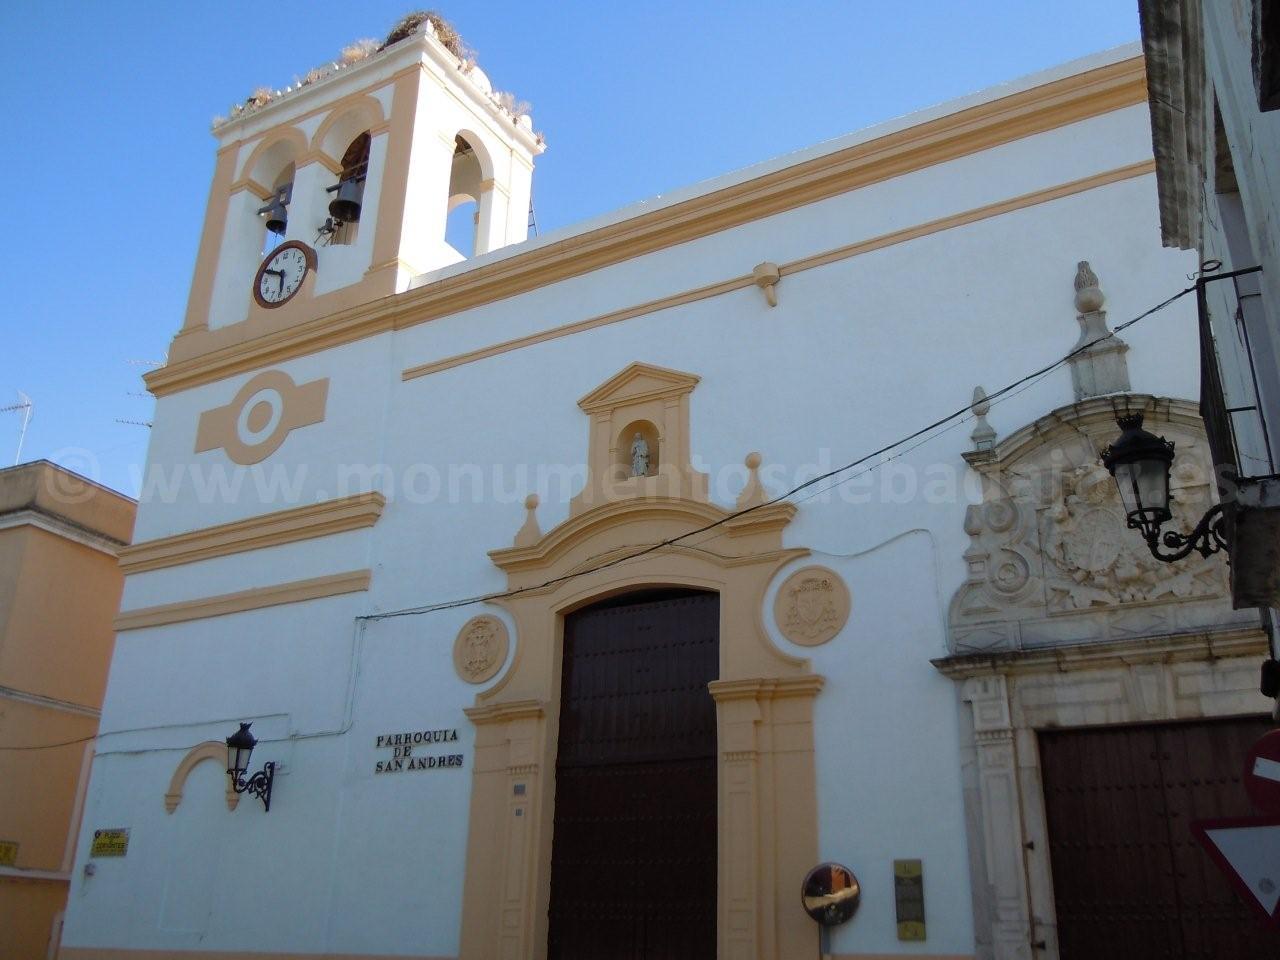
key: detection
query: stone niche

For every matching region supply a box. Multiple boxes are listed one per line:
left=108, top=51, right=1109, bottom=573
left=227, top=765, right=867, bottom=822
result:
left=571, top=362, right=709, bottom=513
left=949, top=395, right=1254, bottom=653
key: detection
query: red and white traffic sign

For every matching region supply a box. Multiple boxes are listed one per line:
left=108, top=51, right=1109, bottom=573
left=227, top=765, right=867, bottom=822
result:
left=1191, top=816, right=1280, bottom=929
left=1244, top=729, right=1280, bottom=814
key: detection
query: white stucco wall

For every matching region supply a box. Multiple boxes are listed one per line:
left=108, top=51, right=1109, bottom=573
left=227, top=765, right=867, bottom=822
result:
left=65, top=52, right=1210, bottom=958
left=1198, top=3, right=1280, bottom=464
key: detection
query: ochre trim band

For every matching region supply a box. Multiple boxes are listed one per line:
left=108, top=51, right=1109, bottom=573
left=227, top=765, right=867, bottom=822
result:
left=59, top=952, right=455, bottom=960
left=113, top=569, right=371, bottom=631
left=403, top=160, right=1155, bottom=381
left=118, top=492, right=385, bottom=574
left=146, top=57, right=1146, bottom=397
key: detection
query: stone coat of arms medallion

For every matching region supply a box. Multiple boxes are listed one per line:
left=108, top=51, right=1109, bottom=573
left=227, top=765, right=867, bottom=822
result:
left=773, top=565, right=851, bottom=646
left=452, top=615, right=510, bottom=684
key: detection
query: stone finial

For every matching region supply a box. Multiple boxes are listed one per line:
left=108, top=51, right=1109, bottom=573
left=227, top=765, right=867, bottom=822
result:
left=1073, top=261, right=1105, bottom=313
left=970, top=386, right=997, bottom=451
left=1067, top=259, right=1129, bottom=399
left=752, top=262, right=781, bottom=307
left=735, top=452, right=769, bottom=509
left=514, top=493, right=541, bottom=547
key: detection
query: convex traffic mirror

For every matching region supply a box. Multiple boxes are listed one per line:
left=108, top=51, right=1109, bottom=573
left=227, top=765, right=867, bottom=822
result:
left=802, top=861, right=861, bottom=927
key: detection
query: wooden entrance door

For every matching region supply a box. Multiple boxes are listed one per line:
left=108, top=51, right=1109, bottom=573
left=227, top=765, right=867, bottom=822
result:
left=547, top=590, right=719, bottom=960
left=1040, top=716, right=1280, bottom=959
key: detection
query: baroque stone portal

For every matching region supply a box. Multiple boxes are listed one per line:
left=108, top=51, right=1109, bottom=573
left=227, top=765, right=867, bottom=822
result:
left=949, top=395, right=1251, bottom=653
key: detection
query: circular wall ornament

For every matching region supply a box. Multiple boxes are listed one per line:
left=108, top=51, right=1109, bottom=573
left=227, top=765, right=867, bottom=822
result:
left=453, top=615, right=510, bottom=684
left=773, top=566, right=851, bottom=646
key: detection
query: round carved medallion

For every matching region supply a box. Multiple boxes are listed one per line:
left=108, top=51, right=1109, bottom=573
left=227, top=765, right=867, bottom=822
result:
left=453, top=615, right=510, bottom=684
left=773, top=566, right=851, bottom=647
left=1061, top=506, right=1123, bottom=573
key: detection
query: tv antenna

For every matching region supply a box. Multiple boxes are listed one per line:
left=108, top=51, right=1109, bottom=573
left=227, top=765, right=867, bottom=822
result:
left=1, top=392, right=33, bottom=465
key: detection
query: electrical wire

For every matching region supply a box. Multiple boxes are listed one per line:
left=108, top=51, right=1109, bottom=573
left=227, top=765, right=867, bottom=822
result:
left=0, top=281, right=1202, bottom=751
left=0, top=733, right=97, bottom=751
left=361, top=281, right=1198, bottom=623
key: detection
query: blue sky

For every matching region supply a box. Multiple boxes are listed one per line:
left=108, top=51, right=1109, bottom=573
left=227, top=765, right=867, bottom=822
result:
left=0, top=1, right=1141, bottom=497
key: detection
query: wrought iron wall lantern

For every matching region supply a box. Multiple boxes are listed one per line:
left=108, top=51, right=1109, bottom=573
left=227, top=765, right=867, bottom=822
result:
left=1100, top=413, right=1227, bottom=562
left=225, top=722, right=275, bottom=812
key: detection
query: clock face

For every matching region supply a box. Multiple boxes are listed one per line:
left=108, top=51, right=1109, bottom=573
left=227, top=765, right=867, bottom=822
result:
left=253, top=242, right=314, bottom=308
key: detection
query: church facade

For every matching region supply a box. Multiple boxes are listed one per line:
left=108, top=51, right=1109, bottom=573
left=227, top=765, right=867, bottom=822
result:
left=58, top=22, right=1272, bottom=960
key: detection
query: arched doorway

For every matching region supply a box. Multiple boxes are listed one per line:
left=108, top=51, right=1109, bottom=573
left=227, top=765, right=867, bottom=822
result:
left=458, top=489, right=823, bottom=960
left=547, top=589, right=719, bottom=959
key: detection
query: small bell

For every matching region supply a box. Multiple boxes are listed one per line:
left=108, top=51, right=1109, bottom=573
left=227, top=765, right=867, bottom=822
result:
left=328, top=179, right=363, bottom=223
left=257, top=196, right=288, bottom=236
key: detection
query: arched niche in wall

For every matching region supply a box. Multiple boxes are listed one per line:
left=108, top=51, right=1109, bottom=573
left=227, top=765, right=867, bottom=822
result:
left=163, top=740, right=238, bottom=813
left=614, top=418, right=661, bottom=479
left=572, top=362, right=708, bottom=511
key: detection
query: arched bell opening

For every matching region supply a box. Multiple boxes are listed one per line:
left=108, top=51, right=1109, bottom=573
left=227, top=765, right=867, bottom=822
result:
left=216, top=131, right=305, bottom=327
left=444, top=133, right=493, bottom=258
left=259, top=162, right=295, bottom=254
left=323, top=132, right=370, bottom=246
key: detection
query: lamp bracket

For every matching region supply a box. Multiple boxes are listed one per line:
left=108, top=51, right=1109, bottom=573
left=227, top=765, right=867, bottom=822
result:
left=231, top=761, right=275, bottom=812
left=1136, top=502, right=1227, bottom=563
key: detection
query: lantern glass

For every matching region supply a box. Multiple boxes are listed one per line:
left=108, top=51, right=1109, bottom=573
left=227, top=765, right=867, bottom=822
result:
left=1101, top=414, right=1175, bottom=535
left=1113, top=457, right=1170, bottom=520
left=225, top=723, right=257, bottom=777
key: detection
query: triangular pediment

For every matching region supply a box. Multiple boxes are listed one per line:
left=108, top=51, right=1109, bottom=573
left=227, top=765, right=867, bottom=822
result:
left=578, top=362, right=700, bottom=413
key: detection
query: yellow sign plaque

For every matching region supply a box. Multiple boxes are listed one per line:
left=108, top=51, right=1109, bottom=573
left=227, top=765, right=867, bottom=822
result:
left=89, top=828, right=130, bottom=858
left=894, top=858, right=926, bottom=941
left=0, top=840, right=17, bottom=866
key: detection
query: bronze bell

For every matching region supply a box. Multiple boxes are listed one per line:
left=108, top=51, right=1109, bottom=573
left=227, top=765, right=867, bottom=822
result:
left=328, top=179, right=363, bottom=223
left=257, top=197, right=288, bottom=236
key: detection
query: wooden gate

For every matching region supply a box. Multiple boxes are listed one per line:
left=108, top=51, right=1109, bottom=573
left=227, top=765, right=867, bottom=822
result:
left=1040, top=716, right=1279, bottom=959
left=547, top=590, right=719, bottom=960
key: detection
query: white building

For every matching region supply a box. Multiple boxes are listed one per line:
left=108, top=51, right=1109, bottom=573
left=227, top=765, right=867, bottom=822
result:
left=1137, top=0, right=1280, bottom=663
left=59, top=20, right=1274, bottom=960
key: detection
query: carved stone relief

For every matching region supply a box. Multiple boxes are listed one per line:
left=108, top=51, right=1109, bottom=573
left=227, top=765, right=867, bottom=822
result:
left=773, top=565, right=851, bottom=646
left=949, top=396, right=1252, bottom=654
left=453, top=615, right=510, bottom=684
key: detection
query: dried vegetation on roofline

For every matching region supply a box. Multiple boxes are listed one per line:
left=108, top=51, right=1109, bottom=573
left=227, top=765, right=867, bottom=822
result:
left=212, top=11, right=535, bottom=135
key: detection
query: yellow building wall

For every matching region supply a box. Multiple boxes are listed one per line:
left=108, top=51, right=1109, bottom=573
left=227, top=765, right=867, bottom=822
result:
left=0, top=881, right=70, bottom=960
left=0, top=463, right=133, bottom=960
left=0, top=526, right=124, bottom=705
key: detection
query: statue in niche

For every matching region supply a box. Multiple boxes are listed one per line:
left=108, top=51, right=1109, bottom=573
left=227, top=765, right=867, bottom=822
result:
left=630, top=432, right=650, bottom=477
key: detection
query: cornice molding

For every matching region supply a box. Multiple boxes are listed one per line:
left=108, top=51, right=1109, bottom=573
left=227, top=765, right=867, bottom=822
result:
left=0, top=683, right=100, bottom=719
left=0, top=509, right=125, bottom=558
left=488, top=497, right=796, bottom=576
left=931, top=626, right=1267, bottom=679
left=970, top=394, right=1203, bottom=474
left=407, top=160, right=1154, bottom=384
left=577, top=362, right=701, bottom=413
left=118, top=492, right=385, bottom=574
left=113, top=568, right=371, bottom=632
left=146, top=57, right=1147, bottom=397
left=708, top=675, right=827, bottom=702
left=463, top=699, right=545, bottom=725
